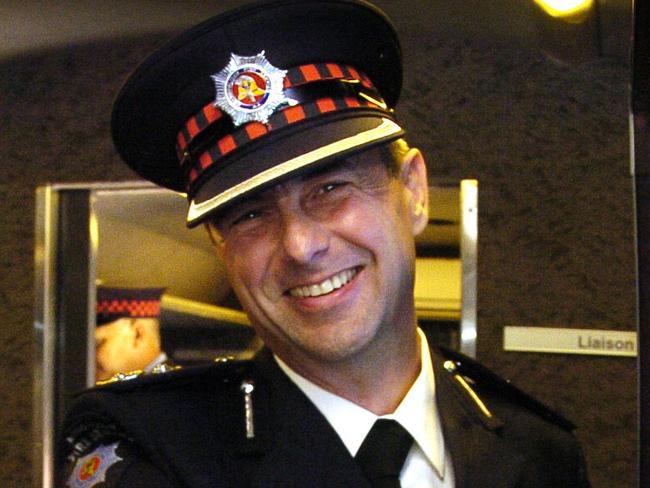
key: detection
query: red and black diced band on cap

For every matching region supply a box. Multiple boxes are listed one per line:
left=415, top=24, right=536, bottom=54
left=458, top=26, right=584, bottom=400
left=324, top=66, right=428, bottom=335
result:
left=96, top=287, right=165, bottom=326
left=187, top=95, right=381, bottom=189
left=176, top=62, right=378, bottom=162
left=110, top=0, right=404, bottom=227
left=177, top=104, right=223, bottom=157
left=284, top=63, right=373, bottom=89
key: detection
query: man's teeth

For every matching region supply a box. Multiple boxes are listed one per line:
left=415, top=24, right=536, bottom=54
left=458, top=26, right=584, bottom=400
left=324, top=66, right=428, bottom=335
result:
left=289, top=268, right=357, bottom=298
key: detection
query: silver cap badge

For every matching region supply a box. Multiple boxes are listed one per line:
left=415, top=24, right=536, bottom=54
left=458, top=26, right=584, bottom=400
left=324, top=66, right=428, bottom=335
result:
left=212, top=51, right=290, bottom=126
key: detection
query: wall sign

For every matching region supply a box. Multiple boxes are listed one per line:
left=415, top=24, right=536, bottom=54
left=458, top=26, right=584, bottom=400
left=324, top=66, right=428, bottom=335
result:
left=503, top=326, right=637, bottom=357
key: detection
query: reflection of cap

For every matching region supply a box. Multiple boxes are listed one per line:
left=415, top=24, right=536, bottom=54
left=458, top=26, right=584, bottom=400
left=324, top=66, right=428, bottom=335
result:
left=111, top=0, right=404, bottom=227
left=96, top=287, right=165, bottom=326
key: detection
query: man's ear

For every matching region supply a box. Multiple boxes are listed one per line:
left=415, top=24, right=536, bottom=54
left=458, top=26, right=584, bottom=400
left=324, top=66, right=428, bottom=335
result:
left=129, top=318, right=142, bottom=343
left=204, top=222, right=226, bottom=258
left=400, top=148, right=429, bottom=236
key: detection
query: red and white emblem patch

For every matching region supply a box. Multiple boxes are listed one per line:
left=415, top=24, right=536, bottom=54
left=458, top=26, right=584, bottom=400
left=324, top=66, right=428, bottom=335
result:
left=67, top=442, right=122, bottom=488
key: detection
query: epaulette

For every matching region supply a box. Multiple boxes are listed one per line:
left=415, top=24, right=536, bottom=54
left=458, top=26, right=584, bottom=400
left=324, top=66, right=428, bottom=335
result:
left=438, top=346, right=576, bottom=432
left=61, top=416, right=128, bottom=464
left=86, top=356, right=253, bottom=394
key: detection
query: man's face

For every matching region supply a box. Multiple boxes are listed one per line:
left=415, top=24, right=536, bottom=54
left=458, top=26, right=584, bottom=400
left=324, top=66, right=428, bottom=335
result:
left=208, top=146, right=428, bottom=376
left=95, top=318, right=156, bottom=381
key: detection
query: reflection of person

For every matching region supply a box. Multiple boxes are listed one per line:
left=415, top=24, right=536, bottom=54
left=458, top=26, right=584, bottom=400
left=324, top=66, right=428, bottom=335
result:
left=94, top=287, right=168, bottom=382
left=59, top=1, right=590, bottom=487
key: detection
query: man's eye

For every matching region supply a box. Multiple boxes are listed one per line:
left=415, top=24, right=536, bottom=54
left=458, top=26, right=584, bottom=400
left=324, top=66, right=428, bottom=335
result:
left=231, top=209, right=262, bottom=227
left=321, top=181, right=347, bottom=193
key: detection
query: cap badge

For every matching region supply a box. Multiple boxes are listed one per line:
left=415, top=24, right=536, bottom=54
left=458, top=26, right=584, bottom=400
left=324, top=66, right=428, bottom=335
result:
left=212, top=51, right=291, bottom=126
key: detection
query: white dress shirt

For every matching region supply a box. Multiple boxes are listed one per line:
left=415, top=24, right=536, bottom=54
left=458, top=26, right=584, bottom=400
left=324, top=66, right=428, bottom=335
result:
left=143, top=352, right=169, bottom=373
left=275, top=329, right=455, bottom=487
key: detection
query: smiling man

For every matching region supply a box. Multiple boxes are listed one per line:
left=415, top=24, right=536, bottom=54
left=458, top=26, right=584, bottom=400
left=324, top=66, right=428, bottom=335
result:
left=58, top=1, right=590, bottom=487
left=206, top=143, right=427, bottom=417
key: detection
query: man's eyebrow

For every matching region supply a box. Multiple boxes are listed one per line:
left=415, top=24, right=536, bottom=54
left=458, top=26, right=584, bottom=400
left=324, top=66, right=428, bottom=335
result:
left=212, top=156, right=366, bottom=221
left=298, top=157, right=359, bottom=182
left=234, top=193, right=267, bottom=205
left=208, top=194, right=264, bottom=225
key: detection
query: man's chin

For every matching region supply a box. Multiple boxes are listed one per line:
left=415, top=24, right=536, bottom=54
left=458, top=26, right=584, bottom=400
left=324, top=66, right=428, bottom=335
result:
left=296, top=324, right=380, bottom=364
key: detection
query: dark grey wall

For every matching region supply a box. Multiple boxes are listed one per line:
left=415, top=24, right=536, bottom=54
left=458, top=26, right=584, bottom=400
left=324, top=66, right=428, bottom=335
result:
left=0, top=4, right=635, bottom=488
left=398, top=32, right=635, bottom=488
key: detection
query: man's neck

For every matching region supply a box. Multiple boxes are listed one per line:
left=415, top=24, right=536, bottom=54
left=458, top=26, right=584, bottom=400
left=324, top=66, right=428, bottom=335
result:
left=277, top=328, right=421, bottom=415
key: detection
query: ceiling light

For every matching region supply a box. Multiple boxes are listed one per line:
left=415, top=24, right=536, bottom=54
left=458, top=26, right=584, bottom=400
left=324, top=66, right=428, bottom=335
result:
left=534, top=0, right=594, bottom=21
left=532, top=0, right=600, bottom=62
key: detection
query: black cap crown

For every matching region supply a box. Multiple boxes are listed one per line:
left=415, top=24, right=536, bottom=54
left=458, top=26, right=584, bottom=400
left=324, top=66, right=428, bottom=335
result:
left=111, top=0, right=403, bottom=226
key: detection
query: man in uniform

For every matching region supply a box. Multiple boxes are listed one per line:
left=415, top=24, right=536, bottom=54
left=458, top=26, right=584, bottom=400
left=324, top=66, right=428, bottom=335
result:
left=94, top=287, right=169, bottom=382
left=58, top=1, right=591, bottom=487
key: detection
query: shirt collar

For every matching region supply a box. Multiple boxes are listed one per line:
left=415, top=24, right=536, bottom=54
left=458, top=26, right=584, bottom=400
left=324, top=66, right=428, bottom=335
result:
left=274, top=328, right=445, bottom=477
left=143, top=352, right=168, bottom=373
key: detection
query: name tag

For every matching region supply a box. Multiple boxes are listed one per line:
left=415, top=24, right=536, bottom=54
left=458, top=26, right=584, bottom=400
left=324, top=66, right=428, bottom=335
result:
left=503, top=326, right=637, bottom=357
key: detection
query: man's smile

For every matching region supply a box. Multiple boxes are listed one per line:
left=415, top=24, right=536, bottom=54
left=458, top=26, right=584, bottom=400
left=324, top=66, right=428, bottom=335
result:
left=287, top=267, right=360, bottom=298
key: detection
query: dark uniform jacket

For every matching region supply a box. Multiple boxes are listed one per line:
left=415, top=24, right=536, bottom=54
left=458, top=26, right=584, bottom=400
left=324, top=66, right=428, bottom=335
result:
left=58, top=347, right=590, bottom=488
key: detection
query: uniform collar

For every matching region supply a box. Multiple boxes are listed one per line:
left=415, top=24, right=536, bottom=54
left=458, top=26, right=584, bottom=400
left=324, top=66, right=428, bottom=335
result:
left=274, top=328, right=446, bottom=478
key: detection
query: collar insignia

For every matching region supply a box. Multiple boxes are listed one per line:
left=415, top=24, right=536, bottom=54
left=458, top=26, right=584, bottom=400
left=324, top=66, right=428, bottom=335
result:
left=212, top=51, right=290, bottom=126
left=68, top=442, right=122, bottom=488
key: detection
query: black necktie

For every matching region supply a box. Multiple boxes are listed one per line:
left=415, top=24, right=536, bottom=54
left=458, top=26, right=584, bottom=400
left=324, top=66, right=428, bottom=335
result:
left=354, top=419, right=414, bottom=488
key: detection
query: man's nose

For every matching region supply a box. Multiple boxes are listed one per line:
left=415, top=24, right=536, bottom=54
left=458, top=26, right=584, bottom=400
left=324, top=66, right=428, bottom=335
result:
left=279, top=209, right=330, bottom=265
